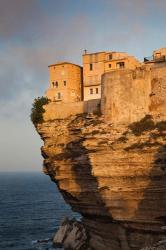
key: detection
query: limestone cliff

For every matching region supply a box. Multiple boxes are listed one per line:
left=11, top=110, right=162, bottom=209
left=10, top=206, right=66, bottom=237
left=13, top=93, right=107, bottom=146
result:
left=36, top=113, right=166, bottom=250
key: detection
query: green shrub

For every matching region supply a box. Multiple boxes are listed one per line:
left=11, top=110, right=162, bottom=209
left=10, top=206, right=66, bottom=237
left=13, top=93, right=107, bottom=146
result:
left=30, top=96, right=49, bottom=125
left=128, top=115, right=155, bottom=136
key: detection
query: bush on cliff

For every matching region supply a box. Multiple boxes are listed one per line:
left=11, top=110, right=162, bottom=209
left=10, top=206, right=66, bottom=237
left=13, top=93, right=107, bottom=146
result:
left=30, top=96, right=49, bottom=125
left=128, top=115, right=155, bottom=136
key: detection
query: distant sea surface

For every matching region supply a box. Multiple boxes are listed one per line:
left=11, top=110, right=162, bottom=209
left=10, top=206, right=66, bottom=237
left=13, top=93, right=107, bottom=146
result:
left=0, top=172, right=79, bottom=250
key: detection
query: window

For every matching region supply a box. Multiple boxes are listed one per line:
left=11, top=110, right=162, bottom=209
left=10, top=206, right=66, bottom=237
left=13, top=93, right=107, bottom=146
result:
left=55, top=81, right=58, bottom=87
left=109, top=54, right=112, bottom=60
left=52, top=82, right=54, bottom=87
left=154, top=53, right=161, bottom=59
left=90, top=63, right=93, bottom=71
left=64, top=81, right=67, bottom=86
left=96, top=88, right=98, bottom=94
left=57, top=92, right=61, bottom=99
left=90, top=88, right=93, bottom=94
left=153, top=53, right=162, bottom=60
left=109, top=64, right=112, bottom=68
left=116, top=62, right=125, bottom=69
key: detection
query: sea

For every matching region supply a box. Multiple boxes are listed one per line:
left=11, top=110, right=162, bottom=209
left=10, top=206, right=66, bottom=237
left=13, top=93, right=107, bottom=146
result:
left=0, top=172, right=80, bottom=250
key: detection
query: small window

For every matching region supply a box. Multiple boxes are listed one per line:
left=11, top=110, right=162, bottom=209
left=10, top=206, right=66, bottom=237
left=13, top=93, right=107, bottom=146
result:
left=109, top=54, right=112, bottom=60
left=109, top=64, right=112, bottom=68
left=155, top=53, right=161, bottom=57
left=96, top=88, right=98, bottom=94
left=55, top=81, right=58, bottom=87
left=154, top=53, right=161, bottom=59
left=64, top=81, right=66, bottom=86
left=90, top=63, right=93, bottom=71
left=90, top=88, right=93, bottom=94
left=116, top=62, right=125, bottom=69
left=52, top=82, right=54, bottom=87
left=57, top=92, right=61, bottom=99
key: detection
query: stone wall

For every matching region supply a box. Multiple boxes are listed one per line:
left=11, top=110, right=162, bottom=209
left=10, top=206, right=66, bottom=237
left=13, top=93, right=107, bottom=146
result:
left=150, top=66, right=166, bottom=120
left=101, top=65, right=166, bottom=124
left=101, top=67, right=151, bottom=124
left=43, top=99, right=100, bottom=121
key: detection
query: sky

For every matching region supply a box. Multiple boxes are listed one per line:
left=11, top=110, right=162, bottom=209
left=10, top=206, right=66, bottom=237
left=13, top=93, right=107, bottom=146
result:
left=0, top=0, right=165, bottom=172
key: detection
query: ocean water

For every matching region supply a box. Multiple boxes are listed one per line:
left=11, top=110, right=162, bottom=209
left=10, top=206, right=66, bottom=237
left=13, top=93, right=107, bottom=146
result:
left=0, top=172, right=80, bottom=250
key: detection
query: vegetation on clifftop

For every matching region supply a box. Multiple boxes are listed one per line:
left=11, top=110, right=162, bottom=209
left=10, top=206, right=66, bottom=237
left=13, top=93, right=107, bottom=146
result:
left=128, top=115, right=166, bottom=136
left=30, top=96, right=49, bottom=126
left=128, top=115, right=155, bottom=136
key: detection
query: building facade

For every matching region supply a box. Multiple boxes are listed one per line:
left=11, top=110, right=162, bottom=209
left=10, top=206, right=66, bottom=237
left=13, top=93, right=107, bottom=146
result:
left=83, top=51, right=140, bottom=101
left=144, top=48, right=166, bottom=67
left=45, top=62, right=83, bottom=102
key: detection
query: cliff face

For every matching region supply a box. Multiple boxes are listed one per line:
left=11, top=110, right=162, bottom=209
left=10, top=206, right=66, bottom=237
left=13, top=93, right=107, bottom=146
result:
left=37, top=113, right=166, bottom=250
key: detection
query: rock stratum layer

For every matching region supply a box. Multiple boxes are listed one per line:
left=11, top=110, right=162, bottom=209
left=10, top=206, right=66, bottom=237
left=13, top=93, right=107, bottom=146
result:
left=37, top=114, right=166, bottom=250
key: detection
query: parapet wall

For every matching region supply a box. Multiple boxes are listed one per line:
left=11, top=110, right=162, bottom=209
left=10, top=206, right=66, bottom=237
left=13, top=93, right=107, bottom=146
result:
left=43, top=99, right=100, bottom=121
left=150, top=66, right=166, bottom=120
left=101, top=66, right=166, bottom=124
left=101, top=68, right=151, bottom=124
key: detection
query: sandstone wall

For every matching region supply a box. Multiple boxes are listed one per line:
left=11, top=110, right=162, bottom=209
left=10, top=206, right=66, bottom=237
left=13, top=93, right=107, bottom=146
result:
left=101, top=68, right=151, bottom=124
left=101, top=66, right=166, bottom=124
left=43, top=99, right=100, bottom=121
left=150, top=66, right=166, bottom=120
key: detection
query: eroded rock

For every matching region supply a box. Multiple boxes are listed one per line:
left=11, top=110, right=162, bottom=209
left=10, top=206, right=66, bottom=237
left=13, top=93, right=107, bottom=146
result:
left=53, top=217, right=90, bottom=250
left=37, top=114, right=166, bottom=249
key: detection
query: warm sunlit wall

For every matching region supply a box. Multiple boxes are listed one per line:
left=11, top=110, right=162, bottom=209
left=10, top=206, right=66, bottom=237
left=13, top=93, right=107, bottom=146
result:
left=104, top=53, right=140, bottom=72
left=83, top=52, right=105, bottom=101
left=83, top=51, right=140, bottom=101
left=45, top=62, right=83, bottom=102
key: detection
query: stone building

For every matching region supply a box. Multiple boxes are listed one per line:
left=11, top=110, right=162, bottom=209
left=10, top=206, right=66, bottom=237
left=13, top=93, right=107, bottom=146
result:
left=83, top=51, right=140, bottom=101
left=144, top=47, right=166, bottom=67
left=45, top=62, right=83, bottom=102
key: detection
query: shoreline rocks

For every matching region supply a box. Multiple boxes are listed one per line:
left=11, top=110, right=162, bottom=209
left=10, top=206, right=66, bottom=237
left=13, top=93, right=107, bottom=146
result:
left=53, top=217, right=91, bottom=250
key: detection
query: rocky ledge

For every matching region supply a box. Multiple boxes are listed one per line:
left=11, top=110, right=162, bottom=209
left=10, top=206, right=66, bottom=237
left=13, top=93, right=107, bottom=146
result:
left=36, top=113, right=166, bottom=250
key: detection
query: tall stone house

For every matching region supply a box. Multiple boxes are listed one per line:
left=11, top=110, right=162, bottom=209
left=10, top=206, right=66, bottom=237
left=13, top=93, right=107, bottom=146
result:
left=45, top=62, right=83, bottom=102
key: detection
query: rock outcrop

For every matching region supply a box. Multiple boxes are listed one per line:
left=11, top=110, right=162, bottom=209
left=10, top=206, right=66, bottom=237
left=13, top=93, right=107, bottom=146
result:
left=36, top=112, right=166, bottom=250
left=53, top=217, right=90, bottom=249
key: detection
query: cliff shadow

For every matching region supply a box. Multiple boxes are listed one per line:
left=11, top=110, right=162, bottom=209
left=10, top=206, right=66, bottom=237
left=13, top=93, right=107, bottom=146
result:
left=129, top=140, right=166, bottom=249
left=61, top=116, right=111, bottom=220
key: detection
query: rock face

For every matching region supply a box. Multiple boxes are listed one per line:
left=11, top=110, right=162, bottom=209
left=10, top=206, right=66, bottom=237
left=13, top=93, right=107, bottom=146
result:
left=53, top=217, right=90, bottom=249
left=37, top=113, right=166, bottom=250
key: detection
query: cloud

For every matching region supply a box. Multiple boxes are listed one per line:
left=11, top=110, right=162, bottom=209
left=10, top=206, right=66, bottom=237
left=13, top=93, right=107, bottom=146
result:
left=0, top=0, right=44, bottom=39
left=0, top=7, right=97, bottom=103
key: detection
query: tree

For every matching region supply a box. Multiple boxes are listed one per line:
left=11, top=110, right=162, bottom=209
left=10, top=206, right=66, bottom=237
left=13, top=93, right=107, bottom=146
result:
left=30, top=96, right=49, bottom=126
